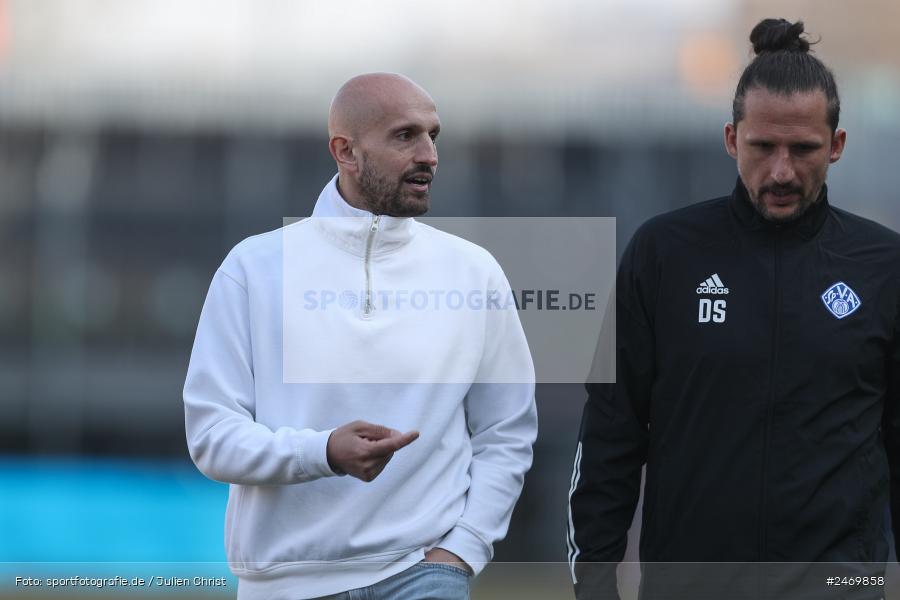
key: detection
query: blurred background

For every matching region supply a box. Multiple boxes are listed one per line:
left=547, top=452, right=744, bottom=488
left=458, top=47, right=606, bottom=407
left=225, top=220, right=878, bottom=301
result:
left=1, top=0, right=899, bottom=598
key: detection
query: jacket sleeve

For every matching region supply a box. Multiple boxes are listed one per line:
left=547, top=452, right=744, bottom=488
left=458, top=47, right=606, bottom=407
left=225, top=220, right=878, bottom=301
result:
left=568, top=231, right=656, bottom=599
left=435, top=262, right=538, bottom=576
left=883, top=285, right=900, bottom=559
left=183, top=267, right=339, bottom=485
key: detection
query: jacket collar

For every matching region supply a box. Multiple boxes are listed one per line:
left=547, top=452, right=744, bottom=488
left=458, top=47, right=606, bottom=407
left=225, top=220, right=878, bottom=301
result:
left=311, top=174, right=418, bottom=257
left=728, top=177, right=829, bottom=240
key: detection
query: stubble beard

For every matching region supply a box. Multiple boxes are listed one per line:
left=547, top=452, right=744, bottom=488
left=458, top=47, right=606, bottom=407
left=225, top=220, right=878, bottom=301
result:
left=749, top=182, right=822, bottom=225
left=358, top=157, right=429, bottom=217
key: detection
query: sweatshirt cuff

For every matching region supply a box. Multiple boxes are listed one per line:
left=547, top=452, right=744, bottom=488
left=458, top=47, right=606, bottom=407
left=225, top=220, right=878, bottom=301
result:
left=296, top=428, right=340, bottom=480
left=436, top=525, right=493, bottom=576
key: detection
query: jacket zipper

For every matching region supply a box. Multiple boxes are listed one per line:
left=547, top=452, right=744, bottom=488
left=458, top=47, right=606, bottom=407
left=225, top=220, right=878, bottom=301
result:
left=363, top=215, right=381, bottom=317
left=760, top=233, right=781, bottom=564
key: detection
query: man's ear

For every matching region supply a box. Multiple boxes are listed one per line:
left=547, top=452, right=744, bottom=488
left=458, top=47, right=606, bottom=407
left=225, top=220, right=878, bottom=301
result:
left=724, top=122, right=738, bottom=160
left=830, top=128, right=847, bottom=164
left=329, top=135, right=359, bottom=173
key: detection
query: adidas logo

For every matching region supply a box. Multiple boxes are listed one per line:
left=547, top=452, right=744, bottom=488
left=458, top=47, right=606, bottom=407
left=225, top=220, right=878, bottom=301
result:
left=696, top=273, right=729, bottom=295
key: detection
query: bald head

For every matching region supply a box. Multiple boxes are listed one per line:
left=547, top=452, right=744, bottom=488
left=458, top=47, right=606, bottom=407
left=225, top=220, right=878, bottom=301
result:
left=328, top=73, right=435, bottom=139
left=327, top=73, right=441, bottom=217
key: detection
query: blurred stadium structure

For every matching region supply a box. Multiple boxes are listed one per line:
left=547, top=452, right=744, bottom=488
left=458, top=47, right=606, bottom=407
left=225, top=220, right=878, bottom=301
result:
left=1, top=0, right=899, bottom=597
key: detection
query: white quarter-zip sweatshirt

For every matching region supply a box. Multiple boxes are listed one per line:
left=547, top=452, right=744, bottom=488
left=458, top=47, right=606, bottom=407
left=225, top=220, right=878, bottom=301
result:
left=183, top=175, right=537, bottom=599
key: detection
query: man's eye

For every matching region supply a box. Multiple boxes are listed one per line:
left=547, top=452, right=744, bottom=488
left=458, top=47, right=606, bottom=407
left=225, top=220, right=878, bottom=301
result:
left=397, top=131, right=410, bottom=140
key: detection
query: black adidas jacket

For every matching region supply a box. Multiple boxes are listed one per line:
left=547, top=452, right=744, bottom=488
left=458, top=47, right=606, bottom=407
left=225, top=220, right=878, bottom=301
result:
left=568, top=181, right=900, bottom=599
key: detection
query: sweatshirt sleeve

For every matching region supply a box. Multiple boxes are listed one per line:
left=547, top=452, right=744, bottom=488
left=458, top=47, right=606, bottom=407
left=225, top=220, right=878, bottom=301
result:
left=882, top=283, right=900, bottom=559
left=567, top=230, right=655, bottom=600
left=435, top=261, right=538, bottom=575
left=183, top=267, right=340, bottom=485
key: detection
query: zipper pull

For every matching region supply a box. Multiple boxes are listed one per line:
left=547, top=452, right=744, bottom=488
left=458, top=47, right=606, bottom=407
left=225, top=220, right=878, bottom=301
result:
left=371, top=215, right=381, bottom=232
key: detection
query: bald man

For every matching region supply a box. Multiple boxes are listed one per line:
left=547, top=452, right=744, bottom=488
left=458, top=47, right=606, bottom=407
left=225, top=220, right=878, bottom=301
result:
left=328, top=73, right=439, bottom=218
left=183, top=73, right=537, bottom=600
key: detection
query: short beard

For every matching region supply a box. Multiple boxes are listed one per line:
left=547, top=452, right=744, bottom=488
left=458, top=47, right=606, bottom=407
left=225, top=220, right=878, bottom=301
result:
left=751, top=184, right=819, bottom=224
left=358, top=154, right=430, bottom=217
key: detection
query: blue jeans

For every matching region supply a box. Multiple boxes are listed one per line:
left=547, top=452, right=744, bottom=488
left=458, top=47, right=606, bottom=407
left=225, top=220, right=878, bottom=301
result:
left=314, top=561, right=471, bottom=600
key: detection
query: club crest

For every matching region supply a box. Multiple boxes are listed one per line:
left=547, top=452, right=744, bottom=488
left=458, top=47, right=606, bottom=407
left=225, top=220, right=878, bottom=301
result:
left=820, top=282, right=861, bottom=320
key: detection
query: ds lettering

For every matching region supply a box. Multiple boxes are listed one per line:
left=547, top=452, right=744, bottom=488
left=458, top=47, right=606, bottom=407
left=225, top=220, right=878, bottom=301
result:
left=698, top=299, right=726, bottom=323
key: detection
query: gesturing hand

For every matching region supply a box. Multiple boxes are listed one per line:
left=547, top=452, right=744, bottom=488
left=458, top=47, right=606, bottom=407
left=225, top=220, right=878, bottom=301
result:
left=326, top=420, right=419, bottom=482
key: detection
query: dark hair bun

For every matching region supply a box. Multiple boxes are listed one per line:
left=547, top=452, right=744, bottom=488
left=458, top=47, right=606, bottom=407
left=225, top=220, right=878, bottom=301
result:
left=750, top=18, right=810, bottom=54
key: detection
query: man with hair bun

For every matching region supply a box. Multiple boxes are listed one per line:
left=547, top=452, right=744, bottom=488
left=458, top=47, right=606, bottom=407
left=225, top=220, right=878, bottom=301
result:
left=568, top=18, right=900, bottom=599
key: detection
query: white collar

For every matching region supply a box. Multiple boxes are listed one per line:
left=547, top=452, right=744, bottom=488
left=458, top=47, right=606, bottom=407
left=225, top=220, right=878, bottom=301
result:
left=310, top=174, right=418, bottom=257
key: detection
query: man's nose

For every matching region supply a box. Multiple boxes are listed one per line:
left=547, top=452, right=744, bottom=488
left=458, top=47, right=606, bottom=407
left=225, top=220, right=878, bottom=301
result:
left=415, top=136, right=438, bottom=168
left=771, top=149, right=795, bottom=184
